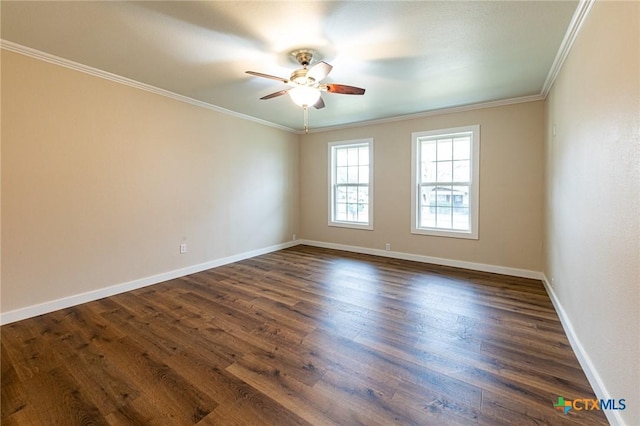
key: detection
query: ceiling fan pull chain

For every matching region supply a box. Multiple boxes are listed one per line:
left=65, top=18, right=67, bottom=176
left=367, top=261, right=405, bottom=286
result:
left=304, top=106, right=309, bottom=134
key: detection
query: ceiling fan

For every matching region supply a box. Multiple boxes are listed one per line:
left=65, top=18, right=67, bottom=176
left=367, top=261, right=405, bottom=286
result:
left=246, top=49, right=365, bottom=132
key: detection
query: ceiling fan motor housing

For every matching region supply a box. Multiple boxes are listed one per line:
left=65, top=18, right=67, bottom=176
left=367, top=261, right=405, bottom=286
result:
left=292, top=49, right=315, bottom=67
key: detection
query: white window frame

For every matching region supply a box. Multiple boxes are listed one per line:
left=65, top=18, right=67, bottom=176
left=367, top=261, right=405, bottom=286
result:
left=328, top=138, right=374, bottom=230
left=411, top=125, right=480, bottom=239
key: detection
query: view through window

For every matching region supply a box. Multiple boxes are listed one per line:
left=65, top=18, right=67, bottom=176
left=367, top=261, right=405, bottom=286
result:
left=412, top=126, right=479, bottom=239
left=329, top=139, right=373, bottom=229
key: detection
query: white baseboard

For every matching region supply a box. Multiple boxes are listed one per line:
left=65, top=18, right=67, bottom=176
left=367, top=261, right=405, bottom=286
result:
left=541, top=274, right=625, bottom=426
left=298, top=239, right=543, bottom=280
left=0, top=240, right=298, bottom=326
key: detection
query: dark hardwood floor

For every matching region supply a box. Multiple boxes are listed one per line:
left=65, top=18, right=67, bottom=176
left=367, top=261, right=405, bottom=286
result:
left=1, top=245, right=608, bottom=425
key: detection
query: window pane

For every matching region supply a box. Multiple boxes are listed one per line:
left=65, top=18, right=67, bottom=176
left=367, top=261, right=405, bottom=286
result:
left=346, top=203, right=358, bottom=221
left=359, top=165, right=369, bottom=183
left=453, top=160, right=470, bottom=182
left=452, top=185, right=469, bottom=230
left=336, top=148, right=348, bottom=166
left=337, top=166, right=348, bottom=183
left=421, top=160, right=436, bottom=182
left=436, top=207, right=452, bottom=228
left=347, top=186, right=358, bottom=202
left=453, top=136, right=470, bottom=160
left=347, top=166, right=358, bottom=183
left=437, top=161, right=453, bottom=182
left=358, top=147, right=369, bottom=165
left=452, top=207, right=469, bottom=230
left=421, top=141, right=437, bottom=163
left=421, top=185, right=437, bottom=207
left=420, top=206, right=436, bottom=228
left=336, top=203, right=347, bottom=221
left=437, top=138, right=452, bottom=161
left=435, top=186, right=453, bottom=207
left=336, top=186, right=347, bottom=202
left=452, top=185, right=469, bottom=207
left=347, top=148, right=358, bottom=165
left=358, top=204, right=369, bottom=222
left=358, top=186, right=369, bottom=204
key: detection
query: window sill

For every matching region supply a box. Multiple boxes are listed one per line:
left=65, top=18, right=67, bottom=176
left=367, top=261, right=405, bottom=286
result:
left=329, top=221, right=374, bottom=231
left=411, top=228, right=478, bottom=240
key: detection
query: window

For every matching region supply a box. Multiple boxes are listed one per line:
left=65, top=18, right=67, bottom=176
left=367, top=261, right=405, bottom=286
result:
left=329, top=139, right=373, bottom=229
left=411, top=125, right=479, bottom=239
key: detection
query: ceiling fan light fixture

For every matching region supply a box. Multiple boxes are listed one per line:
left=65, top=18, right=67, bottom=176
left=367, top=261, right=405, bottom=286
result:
left=246, top=47, right=364, bottom=131
left=288, top=86, right=321, bottom=107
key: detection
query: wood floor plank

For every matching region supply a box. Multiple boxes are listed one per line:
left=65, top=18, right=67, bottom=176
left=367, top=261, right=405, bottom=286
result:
left=28, top=310, right=141, bottom=418
left=1, top=342, right=28, bottom=420
left=225, top=354, right=337, bottom=426
left=1, top=320, right=60, bottom=382
left=310, top=369, right=417, bottom=425
left=21, top=365, right=109, bottom=426
left=1, top=245, right=608, bottom=425
left=95, top=336, right=218, bottom=424
left=391, top=385, right=503, bottom=426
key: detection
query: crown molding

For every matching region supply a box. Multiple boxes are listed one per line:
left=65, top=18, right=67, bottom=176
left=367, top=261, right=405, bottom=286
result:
left=541, top=0, right=595, bottom=97
left=306, top=94, right=545, bottom=134
left=0, top=40, right=297, bottom=133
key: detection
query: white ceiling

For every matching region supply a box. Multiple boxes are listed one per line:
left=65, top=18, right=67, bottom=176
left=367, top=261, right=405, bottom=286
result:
left=1, top=1, right=579, bottom=132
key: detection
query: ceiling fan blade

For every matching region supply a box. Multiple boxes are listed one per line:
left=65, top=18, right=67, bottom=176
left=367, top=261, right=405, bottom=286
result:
left=307, top=61, right=332, bottom=82
left=260, top=90, right=289, bottom=100
left=246, top=71, right=289, bottom=84
left=325, top=84, right=366, bottom=95
left=313, top=96, right=325, bottom=109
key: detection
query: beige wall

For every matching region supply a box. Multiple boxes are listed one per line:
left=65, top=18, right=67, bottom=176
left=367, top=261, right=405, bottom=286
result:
left=1, top=50, right=299, bottom=313
left=300, top=101, right=545, bottom=272
left=545, top=1, right=639, bottom=424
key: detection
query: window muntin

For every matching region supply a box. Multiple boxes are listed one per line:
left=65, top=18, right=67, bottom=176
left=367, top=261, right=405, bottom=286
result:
left=411, top=126, right=479, bottom=239
left=329, top=139, right=373, bottom=229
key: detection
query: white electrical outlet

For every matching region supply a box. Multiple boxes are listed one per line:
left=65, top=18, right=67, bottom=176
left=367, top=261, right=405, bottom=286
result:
left=385, top=243, right=391, bottom=251
left=293, top=234, right=297, bottom=241
left=180, top=243, right=187, bottom=254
